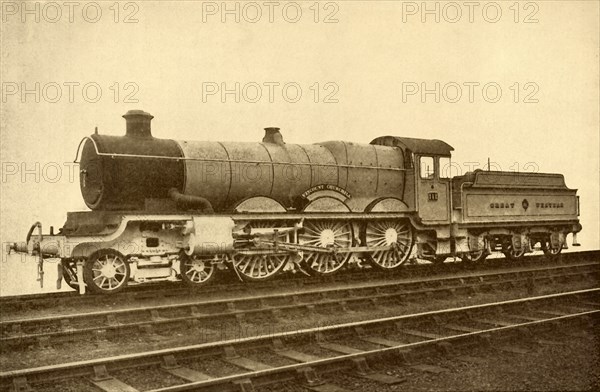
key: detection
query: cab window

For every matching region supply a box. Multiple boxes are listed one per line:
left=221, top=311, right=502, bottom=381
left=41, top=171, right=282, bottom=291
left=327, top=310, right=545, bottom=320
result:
left=420, top=156, right=435, bottom=179
left=404, top=150, right=414, bottom=169
left=439, top=157, right=452, bottom=179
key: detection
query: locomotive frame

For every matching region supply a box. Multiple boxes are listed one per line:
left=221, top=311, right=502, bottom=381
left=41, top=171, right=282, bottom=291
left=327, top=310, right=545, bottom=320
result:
left=9, top=110, right=582, bottom=294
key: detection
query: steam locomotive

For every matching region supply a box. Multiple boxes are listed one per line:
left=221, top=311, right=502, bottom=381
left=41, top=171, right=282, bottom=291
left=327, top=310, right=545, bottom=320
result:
left=9, top=110, right=582, bottom=294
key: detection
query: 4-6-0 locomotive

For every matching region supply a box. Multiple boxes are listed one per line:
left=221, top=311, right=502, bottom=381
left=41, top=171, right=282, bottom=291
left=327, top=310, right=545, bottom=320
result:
left=9, top=110, right=582, bottom=294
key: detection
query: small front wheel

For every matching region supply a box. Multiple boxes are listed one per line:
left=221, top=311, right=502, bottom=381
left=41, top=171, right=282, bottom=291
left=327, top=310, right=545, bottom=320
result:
left=180, top=253, right=218, bottom=286
left=61, top=260, right=79, bottom=290
left=83, top=249, right=130, bottom=294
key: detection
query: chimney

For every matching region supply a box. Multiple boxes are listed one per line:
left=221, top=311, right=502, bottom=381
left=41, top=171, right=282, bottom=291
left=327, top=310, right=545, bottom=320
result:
left=262, top=127, right=284, bottom=146
left=123, top=110, right=154, bottom=138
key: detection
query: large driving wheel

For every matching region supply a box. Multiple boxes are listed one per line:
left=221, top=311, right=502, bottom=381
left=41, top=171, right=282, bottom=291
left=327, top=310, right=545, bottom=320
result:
left=83, top=249, right=130, bottom=294
left=362, top=220, right=414, bottom=269
left=232, top=221, right=291, bottom=281
left=180, top=253, right=217, bottom=286
left=232, top=253, right=290, bottom=281
left=299, top=220, right=353, bottom=275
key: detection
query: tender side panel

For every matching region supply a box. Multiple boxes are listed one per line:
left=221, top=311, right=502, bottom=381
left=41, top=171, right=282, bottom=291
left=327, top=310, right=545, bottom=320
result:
left=461, top=189, right=578, bottom=224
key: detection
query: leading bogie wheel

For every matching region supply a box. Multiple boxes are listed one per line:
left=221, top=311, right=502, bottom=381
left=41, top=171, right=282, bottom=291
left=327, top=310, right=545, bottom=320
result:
left=61, top=259, right=79, bottom=290
left=362, top=220, right=414, bottom=270
left=299, top=220, right=353, bottom=275
left=179, top=253, right=218, bottom=286
left=83, top=249, right=130, bottom=294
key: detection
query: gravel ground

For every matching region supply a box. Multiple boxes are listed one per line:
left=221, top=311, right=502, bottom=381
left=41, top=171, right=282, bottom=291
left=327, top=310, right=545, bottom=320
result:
left=112, top=366, right=184, bottom=390
left=33, top=330, right=599, bottom=392
left=184, top=357, right=246, bottom=377
left=255, top=326, right=599, bottom=392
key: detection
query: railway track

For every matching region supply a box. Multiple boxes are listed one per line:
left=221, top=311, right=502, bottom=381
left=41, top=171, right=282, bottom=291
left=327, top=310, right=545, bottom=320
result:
left=1, top=250, right=598, bottom=312
left=1, top=288, right=597, bottom=392
left=1, top=259, right=598, bottom=350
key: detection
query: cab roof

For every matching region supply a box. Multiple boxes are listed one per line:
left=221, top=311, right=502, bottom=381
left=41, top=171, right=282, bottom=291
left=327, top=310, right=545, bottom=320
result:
left=370, top=136, right=454, bottom=156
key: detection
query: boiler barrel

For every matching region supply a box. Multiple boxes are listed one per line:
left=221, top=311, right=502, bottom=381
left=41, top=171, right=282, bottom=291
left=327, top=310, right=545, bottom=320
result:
left=177, top=140, right=406, bottom=212
left=79, top=135, right=406, bottom=212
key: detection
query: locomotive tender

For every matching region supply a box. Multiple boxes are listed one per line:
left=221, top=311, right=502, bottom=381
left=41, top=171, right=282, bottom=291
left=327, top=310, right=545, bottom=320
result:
left=10, top=110, right=582, bottom=293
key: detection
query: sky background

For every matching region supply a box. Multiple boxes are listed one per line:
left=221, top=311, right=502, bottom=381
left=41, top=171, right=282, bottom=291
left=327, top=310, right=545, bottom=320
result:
left=1, top=1, right=598, bottom=295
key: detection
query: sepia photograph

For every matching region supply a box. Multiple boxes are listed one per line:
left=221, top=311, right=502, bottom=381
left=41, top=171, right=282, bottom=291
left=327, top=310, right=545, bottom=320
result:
left=0, top=1, right=598, bottom=391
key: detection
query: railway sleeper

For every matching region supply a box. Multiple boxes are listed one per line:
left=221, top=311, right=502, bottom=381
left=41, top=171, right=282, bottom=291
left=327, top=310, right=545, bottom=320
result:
left=10, top=377, right=32, bottom=392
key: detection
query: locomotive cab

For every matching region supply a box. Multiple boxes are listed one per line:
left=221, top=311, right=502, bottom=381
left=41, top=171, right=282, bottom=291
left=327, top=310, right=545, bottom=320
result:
left=415, top=154, right=451, bottom=224
left=370, top=136, right=454, bottom=226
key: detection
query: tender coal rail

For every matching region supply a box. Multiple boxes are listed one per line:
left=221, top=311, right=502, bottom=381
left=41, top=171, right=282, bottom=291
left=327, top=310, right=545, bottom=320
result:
left=1, top=250, right=598, bottom=313
left=1, top=288, right=597, bottom=392
left=1, top=260, right=598, bottom=350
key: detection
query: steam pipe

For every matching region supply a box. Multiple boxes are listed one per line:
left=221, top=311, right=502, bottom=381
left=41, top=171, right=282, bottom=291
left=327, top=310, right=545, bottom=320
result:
left=169, top=188, right=214, bottom=213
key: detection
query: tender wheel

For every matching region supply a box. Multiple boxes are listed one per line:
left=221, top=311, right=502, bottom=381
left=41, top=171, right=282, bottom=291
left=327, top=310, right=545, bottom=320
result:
left=503, top=245, right=525, bottom=261
left=299, top=220, right=353, bottom=275
left=362, top=220, right=414, bottom=269
left=179, top=253, right=217, bottom=286
left=83, top=249, right=130, bottom=294
left=232, top=221, right=290, bottom=281
left=61, top=260, right=79, bottom=290
left=541, top=239, right=563, bottom=258
left=462, top=250, right=488, bottom=263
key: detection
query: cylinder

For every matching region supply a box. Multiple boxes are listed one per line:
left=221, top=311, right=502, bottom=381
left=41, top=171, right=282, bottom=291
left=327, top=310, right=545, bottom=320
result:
left=183, top=217, right=235, bottom=255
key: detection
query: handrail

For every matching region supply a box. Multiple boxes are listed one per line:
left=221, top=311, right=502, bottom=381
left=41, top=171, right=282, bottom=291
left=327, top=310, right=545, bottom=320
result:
left=72, top=136, right=407, bottom=171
